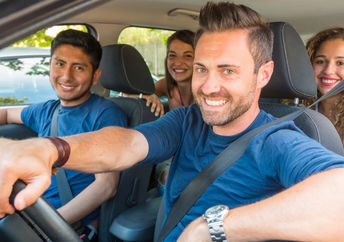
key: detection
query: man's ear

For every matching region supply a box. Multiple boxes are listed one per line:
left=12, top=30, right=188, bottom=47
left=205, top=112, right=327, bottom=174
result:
left=256, top=61, right=274, bottom=89
left=92, top=68, right=101, bottom=85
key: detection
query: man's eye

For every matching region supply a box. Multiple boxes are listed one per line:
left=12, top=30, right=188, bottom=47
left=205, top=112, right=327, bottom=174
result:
left=196, top=67, right=206, bottom=73
left=224, top=69, right=233, bottom=74
left=75, top=66, right=84, bottom=70
left=56, top=62, right=63, bottom=66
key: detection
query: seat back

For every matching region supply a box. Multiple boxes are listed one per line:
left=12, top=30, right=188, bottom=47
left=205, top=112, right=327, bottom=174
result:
left=260, top=22, right=344, bottom=155
left=98, top=44, right=158, bottom=242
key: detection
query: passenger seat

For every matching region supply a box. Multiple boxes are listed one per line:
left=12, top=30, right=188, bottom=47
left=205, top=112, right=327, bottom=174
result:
left=97, top=44, right=159, bottom=242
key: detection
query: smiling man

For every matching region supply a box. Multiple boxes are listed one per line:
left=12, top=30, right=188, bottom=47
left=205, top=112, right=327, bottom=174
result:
left=0, top=2, right=344, bottom=242
left=0, top=30, right=127, bottom=240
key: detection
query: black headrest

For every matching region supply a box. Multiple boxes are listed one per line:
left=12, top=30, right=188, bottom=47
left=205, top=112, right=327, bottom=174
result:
left=261, top=22, right=317, bottom=99
left=99, top=44, right=155, bottom=95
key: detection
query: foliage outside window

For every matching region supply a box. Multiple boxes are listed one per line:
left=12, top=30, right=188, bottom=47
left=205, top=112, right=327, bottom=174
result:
left=118, top=27, right=175, bottom=79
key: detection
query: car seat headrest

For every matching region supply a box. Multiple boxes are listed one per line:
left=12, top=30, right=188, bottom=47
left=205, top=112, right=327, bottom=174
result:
left=99, top=44, right=155, bottom=95
left=261, top=22, right=317, bottom=99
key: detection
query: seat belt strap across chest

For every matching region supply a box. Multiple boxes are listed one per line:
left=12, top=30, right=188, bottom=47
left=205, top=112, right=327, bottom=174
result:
left=156, top=80, right=344, bottom=242
left=50, top=103, right=75, bottom=206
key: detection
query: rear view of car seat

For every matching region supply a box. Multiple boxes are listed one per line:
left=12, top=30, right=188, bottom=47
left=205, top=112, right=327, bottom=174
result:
left=260, top=22, right=344, bottom=155
left=98, top=44, right=159, bottom=242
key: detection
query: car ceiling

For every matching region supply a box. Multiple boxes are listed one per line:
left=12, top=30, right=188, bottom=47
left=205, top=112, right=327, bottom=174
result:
left=66, top=0, right=344, bottom=42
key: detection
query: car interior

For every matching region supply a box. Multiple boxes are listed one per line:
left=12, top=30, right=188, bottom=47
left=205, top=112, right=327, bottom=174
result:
left=0, top=0, right=344, bottom=241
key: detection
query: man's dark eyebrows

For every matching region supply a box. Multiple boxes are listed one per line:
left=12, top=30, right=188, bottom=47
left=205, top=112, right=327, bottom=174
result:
left=53, top=57, right=66, bottom=63
left=72, top=62, right=87, bottom=67
left=193, top=62, right=205, bottom=67
left=217, top=64, right=238, bottom=68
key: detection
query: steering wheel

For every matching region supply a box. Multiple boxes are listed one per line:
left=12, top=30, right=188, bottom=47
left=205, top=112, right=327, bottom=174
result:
left=0, top=180, right=81, bottom=242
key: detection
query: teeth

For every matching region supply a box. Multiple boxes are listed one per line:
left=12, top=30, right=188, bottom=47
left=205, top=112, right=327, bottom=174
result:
left=321, top=78, right=336, bottom=84
left=174, top=69, right=185, bottom=73
left=61, top=84, right=73, bottom=90
left=205, top=99, right=227, bottom=106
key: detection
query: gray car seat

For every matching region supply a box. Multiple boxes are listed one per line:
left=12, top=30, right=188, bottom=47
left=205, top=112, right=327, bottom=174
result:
left=97, top=44, right=159, bottom=242
left=260, top=22, right=343, bottom=155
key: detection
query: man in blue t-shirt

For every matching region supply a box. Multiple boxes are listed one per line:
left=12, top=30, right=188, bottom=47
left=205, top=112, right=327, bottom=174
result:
left=0, top=30, right=127, bottom=228
left=1, top=2, right=344, bottom=242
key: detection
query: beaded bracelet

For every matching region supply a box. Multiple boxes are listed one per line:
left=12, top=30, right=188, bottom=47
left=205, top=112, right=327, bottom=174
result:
left=45, top=137, right=71, bottom=169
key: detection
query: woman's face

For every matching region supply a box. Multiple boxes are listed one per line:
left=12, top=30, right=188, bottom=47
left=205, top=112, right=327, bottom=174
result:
left=167, top=39, right=194, bottom=83
left=312, top=38, right=344, bottom=96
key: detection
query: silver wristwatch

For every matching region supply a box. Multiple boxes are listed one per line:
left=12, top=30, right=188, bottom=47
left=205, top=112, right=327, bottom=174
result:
left=202, top=205, right=229, bottom=242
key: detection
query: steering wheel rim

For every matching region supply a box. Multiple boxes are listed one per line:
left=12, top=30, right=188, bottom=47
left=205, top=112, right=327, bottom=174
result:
left=7, top=180, right=82, bottom=242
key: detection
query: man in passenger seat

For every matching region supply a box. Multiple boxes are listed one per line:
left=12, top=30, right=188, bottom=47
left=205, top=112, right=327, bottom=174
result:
left=0, top=29, right=127, bottom=240
left=1, top=2, right=344, bottom=242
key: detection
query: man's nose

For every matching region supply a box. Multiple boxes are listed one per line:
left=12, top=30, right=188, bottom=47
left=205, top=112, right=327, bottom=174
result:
left=61, top=67, right=72, bottom=81
left=200, top=73, right=221, bottom=95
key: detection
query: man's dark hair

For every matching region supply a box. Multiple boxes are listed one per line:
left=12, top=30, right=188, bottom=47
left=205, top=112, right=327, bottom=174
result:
left=195, top=1, right=273, bottom=73
left=51, top=29, right=102, bottom=72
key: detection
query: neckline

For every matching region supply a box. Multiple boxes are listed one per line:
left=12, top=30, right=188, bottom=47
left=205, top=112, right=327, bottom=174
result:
left=176, top=85, right=185, bottom=106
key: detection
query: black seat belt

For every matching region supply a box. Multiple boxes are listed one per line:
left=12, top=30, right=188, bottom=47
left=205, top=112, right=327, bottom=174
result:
left=156, top=80, right=344, bottom=242
left=51, top=103, right=83, bottom=230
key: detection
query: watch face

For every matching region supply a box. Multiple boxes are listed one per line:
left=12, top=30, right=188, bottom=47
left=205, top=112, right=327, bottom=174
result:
left=205, top=205, right=229, bottom=218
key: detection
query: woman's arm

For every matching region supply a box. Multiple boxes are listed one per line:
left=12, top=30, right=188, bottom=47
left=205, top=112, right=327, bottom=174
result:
left=122, top=78, right=168, bottom=117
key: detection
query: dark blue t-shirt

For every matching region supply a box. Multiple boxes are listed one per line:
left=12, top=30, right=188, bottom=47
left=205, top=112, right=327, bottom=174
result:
left=135, top=104, right=344, bottom=241
left=21, top=94, right=127, bottom=225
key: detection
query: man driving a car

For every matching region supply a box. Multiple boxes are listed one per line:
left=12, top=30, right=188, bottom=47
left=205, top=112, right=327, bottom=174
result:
left=0, top=29, right=127, bottom=240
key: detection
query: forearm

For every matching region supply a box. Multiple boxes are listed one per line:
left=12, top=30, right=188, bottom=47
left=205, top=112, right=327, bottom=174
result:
left=0, top=107, right=24, bottom=125
left=61, top=126, right=148, bottom=173
left=225, top=168, right=344, bottom=241
left=57, top=171, right=120, bottom=224
left=179, top=168, right=344, bottom=241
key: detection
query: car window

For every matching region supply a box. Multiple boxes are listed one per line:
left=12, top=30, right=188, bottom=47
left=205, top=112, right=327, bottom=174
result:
left=110, top=27, right=174, bottom=98
left=0, top=25, right=89, bottom=107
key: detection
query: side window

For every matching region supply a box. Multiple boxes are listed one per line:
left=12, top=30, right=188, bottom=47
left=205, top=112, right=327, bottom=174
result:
left=112, top=27, right=175, bottom=97
left=0, top=25, right=89, bottom=107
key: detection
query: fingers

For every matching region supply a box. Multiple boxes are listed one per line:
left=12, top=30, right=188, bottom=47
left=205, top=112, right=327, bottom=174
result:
left=0, top=178, right=15, bottom=217
left=0, top=138, right=53, bottom=216
left=145, top=95, right=165, bottom=117
left=14, top=175, right=51, bottom=211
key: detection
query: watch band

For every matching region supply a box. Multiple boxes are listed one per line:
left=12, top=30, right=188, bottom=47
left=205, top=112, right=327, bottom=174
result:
left=203, top=205, right=229, bottom=242
left=208, top=220, right=227, bottom=242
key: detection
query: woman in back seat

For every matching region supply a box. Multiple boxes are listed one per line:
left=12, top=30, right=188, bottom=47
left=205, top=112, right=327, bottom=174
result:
left=306, top=27, right=344, bottom=144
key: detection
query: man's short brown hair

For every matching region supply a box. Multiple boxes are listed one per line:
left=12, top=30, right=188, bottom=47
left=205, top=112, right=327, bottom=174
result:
left=195, top=2, right=273, bottom=73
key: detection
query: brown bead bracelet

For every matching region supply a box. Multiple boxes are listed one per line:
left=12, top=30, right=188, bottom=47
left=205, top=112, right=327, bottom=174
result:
left=45, top=137, right=71, bottom=169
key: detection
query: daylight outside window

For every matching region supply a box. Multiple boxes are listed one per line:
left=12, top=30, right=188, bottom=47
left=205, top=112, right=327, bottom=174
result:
left=111, top=27, right=175, bottom=98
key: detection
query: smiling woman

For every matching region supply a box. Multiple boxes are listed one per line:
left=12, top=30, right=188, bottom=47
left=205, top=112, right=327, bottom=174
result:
left=306, top=27, right=344, bottom=144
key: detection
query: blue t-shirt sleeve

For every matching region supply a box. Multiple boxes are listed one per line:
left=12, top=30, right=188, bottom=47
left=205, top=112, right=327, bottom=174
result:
left=21, top=101, right=56, bottom=133
left=93, top=104, right=128, bottom=129
left=134, top=107, right=187, bottom=164
left=258, top=128, right=344, bottom=188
